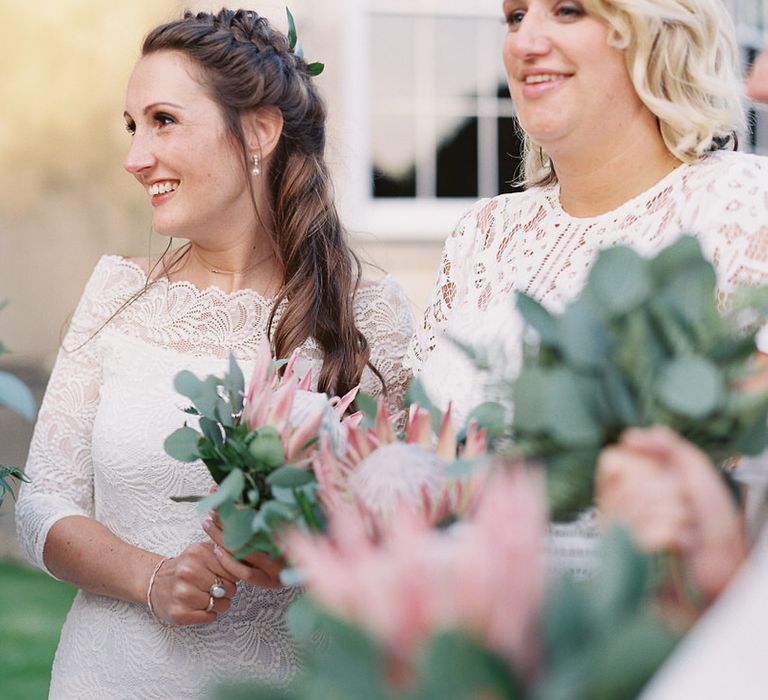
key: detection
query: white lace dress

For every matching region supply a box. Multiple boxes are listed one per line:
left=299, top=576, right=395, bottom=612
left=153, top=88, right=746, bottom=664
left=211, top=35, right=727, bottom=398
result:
left=408, top=150, right=768, bottom=577
left=15, top=255, right=413, bottom=699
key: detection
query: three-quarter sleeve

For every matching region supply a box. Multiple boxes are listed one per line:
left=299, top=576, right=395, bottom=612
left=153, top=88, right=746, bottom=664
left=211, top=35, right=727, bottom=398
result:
left=356, top=276, right=414, bottom=415
left=15, top=259, right=115, bottom=575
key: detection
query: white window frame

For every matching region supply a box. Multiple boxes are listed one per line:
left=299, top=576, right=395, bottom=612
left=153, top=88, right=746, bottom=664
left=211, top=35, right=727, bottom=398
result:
left=338, top=0, right=513, bottom=242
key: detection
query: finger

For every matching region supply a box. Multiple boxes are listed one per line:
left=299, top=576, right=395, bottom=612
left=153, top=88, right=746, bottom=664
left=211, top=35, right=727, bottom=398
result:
left=213, top=545, right=282, bottom=588
left=174, top=543, right=239, bottom=596
left=202, top=517, right=225, bottom=549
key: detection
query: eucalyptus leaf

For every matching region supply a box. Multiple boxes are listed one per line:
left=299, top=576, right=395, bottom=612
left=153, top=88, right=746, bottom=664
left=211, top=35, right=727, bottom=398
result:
left=516, top=292, right=560, bottom=347
left=173, top=370, right=204, bottom=400
left=417, top=631, right=525, bottom=700
left=648, top=235, right=707, bottom=282
left=226, top=353, right=245, bottom=414
left=219, top=501, right=257, bottom=552
left=266, top=465, right=315, bottom=489
left=656, top=356, right=724, bottom=419
left=196, top=468, right=245, bottom=511
left=592, top=527, right=650, bottom=624
left=0, top=371, right=36, bottom=421
left=559, top=296, right=608, bottom=369
left=164, top=426, right=202, bottom=462
left=512, top=367, right=552, bottom=433
left=548, top=369, right=602, bottom=447
left=586, top=246, right=651, bottom=316
left=199, top=417, right=224, bottom=447
left=193, top=376, right=224, bottom=420
left=307, top=62, right=324, bottom=76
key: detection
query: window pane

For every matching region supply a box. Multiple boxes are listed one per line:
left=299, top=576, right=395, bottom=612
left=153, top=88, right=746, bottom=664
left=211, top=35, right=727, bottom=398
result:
left=498, top=116, right=524, bottom=194
left=372, top=114, right=417, bottom=197
left=370, top=15, right=416, bottom=104
left=434, top=17, right=477, bottom=99
left=436, top=115, right=478, bottom=198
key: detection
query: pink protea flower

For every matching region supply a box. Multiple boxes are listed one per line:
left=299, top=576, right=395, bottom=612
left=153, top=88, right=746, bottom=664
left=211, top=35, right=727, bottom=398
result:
left=283, top=467, right=547, bottom=681
left=314, top=398, right=488, bottom=523
left=242, top=340, right=354, bottom=464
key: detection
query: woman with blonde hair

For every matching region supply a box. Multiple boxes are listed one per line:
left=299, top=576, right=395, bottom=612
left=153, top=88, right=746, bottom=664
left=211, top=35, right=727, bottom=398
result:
left=411, top=0, right=767, bottom=426
left=15, top=8, right=412, bottom=698
left=408, top=0, right=768, bottom=575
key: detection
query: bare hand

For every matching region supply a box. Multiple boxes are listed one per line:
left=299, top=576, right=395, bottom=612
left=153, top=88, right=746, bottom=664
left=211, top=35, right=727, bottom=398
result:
left=203, top=515, right=285, bottom=589
left=149, top=542, right=238, bottom=626
left=596, top=426, right=747, bottom=603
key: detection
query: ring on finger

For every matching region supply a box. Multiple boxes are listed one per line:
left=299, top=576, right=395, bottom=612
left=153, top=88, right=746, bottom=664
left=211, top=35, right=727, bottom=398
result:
left=210, top=577, right=227, bottom=599
left=205, top=595, right=215, bottom=613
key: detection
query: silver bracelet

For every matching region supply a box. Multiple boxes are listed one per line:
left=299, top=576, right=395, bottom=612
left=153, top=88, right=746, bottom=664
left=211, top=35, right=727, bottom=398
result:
left=146, top=557, right=172, bottom=627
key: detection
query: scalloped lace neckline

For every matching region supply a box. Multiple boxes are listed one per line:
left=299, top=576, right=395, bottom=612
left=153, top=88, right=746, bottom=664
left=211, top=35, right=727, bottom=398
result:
left=111, top=255, right=278, bottom=305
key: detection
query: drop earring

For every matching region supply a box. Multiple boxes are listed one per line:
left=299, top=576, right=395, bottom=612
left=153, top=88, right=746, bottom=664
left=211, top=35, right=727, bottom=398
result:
left=251, top=153, right=261, bottom=176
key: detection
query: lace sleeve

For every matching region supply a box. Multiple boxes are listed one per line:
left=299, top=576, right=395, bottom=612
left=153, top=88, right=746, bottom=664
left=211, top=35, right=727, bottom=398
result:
left=356, top=276, right=414, bottom=415
left=15, top=257, right=125, bottom=575
left=406, top=199, right=491, bottom=371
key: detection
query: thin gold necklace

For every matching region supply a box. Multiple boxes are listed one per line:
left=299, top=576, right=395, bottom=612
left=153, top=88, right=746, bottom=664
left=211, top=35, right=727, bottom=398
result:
left=191, top=248, right=275, bottom=276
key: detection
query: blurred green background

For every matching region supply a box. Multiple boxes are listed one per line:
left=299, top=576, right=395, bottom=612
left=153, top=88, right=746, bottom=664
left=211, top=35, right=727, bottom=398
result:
left=0, top=561, right=76, bottom=698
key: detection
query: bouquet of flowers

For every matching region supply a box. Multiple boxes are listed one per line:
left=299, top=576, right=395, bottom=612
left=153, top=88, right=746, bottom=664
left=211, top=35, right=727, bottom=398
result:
left=164, top=343, right=357, bottom=558
left=0, top=301, right=35, bottom=507
left=508, top=236, right=768, bottom=519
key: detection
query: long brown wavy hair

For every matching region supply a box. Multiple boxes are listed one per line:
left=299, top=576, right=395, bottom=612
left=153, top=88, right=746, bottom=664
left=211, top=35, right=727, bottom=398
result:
left=142, top=9, right=376, bottom=397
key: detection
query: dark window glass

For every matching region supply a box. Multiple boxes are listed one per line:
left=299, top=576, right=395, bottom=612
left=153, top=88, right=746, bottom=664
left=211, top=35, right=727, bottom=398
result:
left=498, top=116, right=524, bottom=194
left=436, top=117, right=478, bottom=198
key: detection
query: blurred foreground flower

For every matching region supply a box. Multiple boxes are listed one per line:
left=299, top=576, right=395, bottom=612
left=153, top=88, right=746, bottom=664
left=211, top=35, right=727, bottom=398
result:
left=216, top=476, right=680, bottom=700
left=285, top=468, right=547, bottom=683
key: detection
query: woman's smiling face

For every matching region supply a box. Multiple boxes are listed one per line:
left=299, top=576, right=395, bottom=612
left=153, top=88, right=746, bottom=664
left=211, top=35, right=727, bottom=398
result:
left=123, top=50, right=253, bottom=241
left=502, top=0, right=647, bottom=154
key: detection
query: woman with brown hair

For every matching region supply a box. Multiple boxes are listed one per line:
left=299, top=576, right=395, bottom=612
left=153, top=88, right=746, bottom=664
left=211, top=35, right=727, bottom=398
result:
left=15, top=9, right=412, bottom=698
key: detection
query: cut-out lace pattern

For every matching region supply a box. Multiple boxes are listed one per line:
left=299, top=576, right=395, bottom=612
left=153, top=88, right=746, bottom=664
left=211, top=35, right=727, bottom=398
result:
left=16, top=255, right=413, bottom=699
left=408, top=150, right=768, bottom=578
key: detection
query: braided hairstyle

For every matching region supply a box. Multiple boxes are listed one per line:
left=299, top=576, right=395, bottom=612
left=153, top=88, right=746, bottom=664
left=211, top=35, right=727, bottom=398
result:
left=142, top=9, right=376, bottom=398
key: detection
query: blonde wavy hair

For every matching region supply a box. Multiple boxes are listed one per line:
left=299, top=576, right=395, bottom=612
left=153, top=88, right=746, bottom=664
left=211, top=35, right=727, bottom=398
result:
left=522, top=0, right=747, bottom=187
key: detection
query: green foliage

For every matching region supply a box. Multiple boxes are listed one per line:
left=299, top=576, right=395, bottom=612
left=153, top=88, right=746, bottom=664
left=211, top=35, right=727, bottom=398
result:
left=285, top=7, right=325, bottom=76
left=0, top=307, right=36, bottom=507
left=0, top=465, right=29, bottom=507
left=510, top=236, right=768, bottom=519
left=536, top=529, right=680, bottom=700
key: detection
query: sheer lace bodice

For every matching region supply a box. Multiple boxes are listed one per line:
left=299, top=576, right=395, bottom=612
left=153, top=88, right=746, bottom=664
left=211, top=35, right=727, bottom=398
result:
left=408, top=150, right=768, bottom=578
left=409, top=151, right=768, bottom=425
left=16, top=255, right=413, bottom=698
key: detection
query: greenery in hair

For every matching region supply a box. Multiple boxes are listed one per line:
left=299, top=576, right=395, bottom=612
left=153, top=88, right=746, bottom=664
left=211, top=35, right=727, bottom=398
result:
left=286, top=7, right=324, bottom=77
